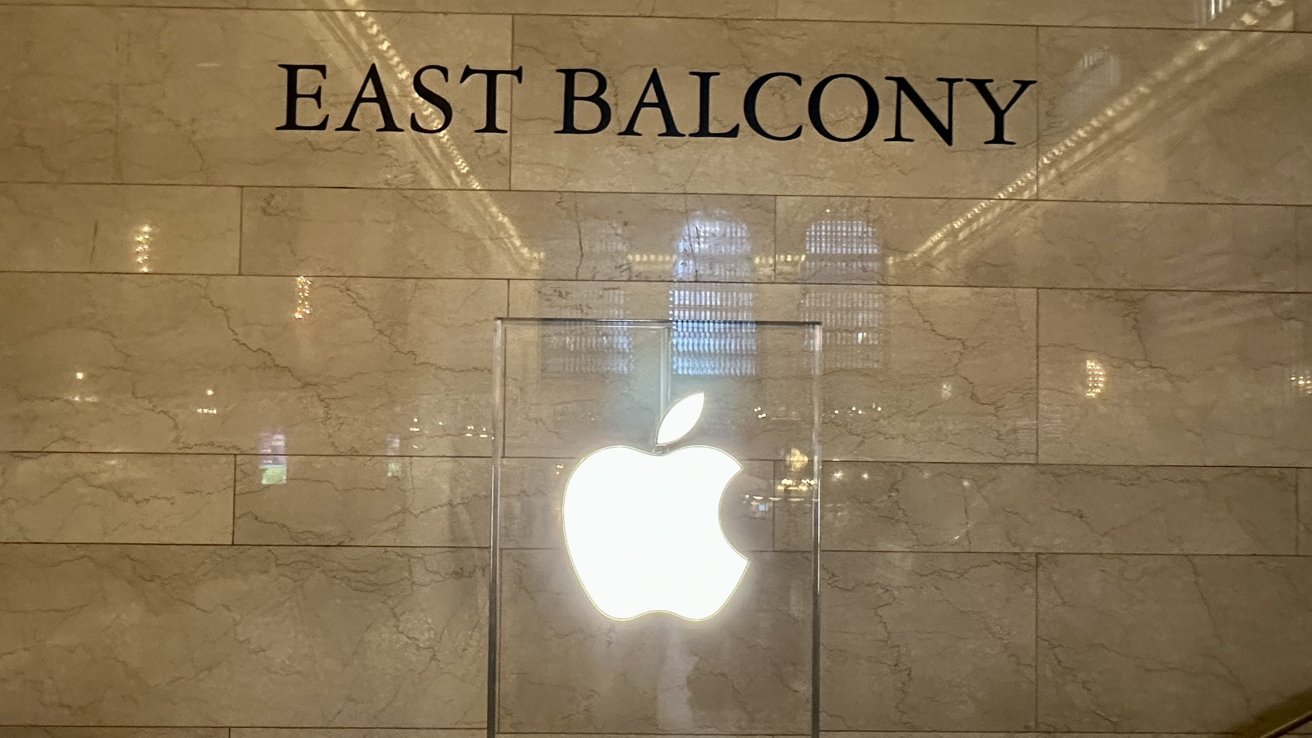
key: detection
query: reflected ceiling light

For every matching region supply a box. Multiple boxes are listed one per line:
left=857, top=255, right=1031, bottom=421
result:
left=562, top=393, right=748, bottom=621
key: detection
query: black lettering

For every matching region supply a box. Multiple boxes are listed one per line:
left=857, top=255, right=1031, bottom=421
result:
left=336, top=63, right=403, bottom=133
left=743, top=72, right=803, bottom=142
left=556, top=68, right=612, bottom=134
left=460, top=66, right=524, bottom=134
left=688, top=71, right=740, bottom=139
left=410, top=65, right=453, bottom=134
left=276, top=64, right=329, bottom=131
left=619, top=69, right=685, bottom=137
left=884, top=76, right=960, bottom=145
left=808, top=73, right=879, bottom=143
left=968, top=78, right=1037, bottom=145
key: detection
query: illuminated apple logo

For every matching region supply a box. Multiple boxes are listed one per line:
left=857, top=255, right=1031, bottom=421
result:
left=562, top=392, right=748, bottom=621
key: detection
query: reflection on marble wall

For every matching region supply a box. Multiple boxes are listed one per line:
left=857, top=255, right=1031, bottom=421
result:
left=0, top=275, right=505, bottom=455
left=780, top=463, right=1296, bottom=555
left=509, top=282, right=1037, bottom=462
left=1039, top=290, right=1312, bottom=466
left=0, top=185, right=240, bottom=274
left=1038, top=27, right=1312, bottom=205
left=0, top=0, right=1310, bottom=735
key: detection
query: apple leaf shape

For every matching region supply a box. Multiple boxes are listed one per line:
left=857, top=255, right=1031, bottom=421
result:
left=656, top=393, right=704, bottom=445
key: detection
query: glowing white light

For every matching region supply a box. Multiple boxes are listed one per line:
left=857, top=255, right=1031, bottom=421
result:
left=655, top=392, right=704, bottom=445
left=562, top=393, right=748, bottom=621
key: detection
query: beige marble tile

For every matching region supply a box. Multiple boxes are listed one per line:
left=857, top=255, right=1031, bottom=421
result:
left=1037, top=554, right=1312, bottom=731
left=0, top=8, right=120, bottom=182
left=498, top=548, right=812, bottom=733
left=1301, top=469, right=1311, bottom=555
left=499, top=457, right=778, bottom=552
left=776, top=197, right=1301, bottom=291
left=0, top=7, right=512, bottom=187
left=0, top=185, right=240, bottom=274
left=242, top=188, right=775, bottom=280
left=0, top=274, right=505, bottom=455
left=781, top=462, right=1295, bottom=554
left=779, top=0, right=1295, bottom=30
left=1038, top=290, right=1312, bottom=466
left=0, top=724, right=228, bottom=730
left=1299, top=0, right=1312, bottom=31
left=510, top=282, right=1037, bottom=463
left=0, top=544, right=487, bottom=726
left=0, top=452, right=234, bottom=543
left=511, top=17, right=1038, bottom=198
left=1038, top=27, right=1312, bottom=204
left=234, top=732, right=485, bottom=738
left=822, top=552, right=1036, bottom=730
left=234, top=455, right=490, bottom=546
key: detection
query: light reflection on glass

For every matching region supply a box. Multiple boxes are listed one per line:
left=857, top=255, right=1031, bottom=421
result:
left=542, top=292, right=634, bottom=376
left=669, top=213, right=757, bottom=377
left=801, top=219, right=882, bottom=371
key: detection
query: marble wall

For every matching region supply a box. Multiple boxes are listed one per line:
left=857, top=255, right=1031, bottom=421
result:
left=1, top=0, right=1310, bottom=735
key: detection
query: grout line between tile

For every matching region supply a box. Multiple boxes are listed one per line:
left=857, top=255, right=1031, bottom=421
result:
left=4, top=179, right=1312, bottom=209
left=5, top=449, right=1312, bottom=470
left=0, top=542, right=1307, bottom=557
left=3, top=270, right=1309, bottom=296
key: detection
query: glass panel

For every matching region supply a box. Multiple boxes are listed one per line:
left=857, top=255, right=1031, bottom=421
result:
left=492, top=318, right=822, bottom=737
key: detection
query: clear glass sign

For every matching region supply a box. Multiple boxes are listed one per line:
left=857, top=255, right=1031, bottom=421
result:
left=490, top=318, right=822, bottom=738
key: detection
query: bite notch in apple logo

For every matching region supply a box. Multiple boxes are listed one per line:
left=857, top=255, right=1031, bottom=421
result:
left=562, top=392, right=749, bottom=621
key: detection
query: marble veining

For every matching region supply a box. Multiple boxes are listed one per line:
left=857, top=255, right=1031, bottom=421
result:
left=0, top=545, right=489, bottom=726
left=1038, top=554, right=1312, bottom=731
left=1039, top=290, right=1312, bottom=466
left=0, top=274, right=506, bottom=456
left=778, top=462, right=1296, bottom=555
left=0, top=452, right=234, bottom=544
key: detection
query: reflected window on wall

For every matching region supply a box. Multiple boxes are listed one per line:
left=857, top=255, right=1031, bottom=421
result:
left=669, top=212, right=757, bottom=377
left=800, top=219, right=882, bottom=370
left=800, top=219, right=883, bottom=282
left=1054, top=47, right=1121, bottom=128
left=258, top=431, right=288, bottom=485
left=541, top=289, right=635, bottom=376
